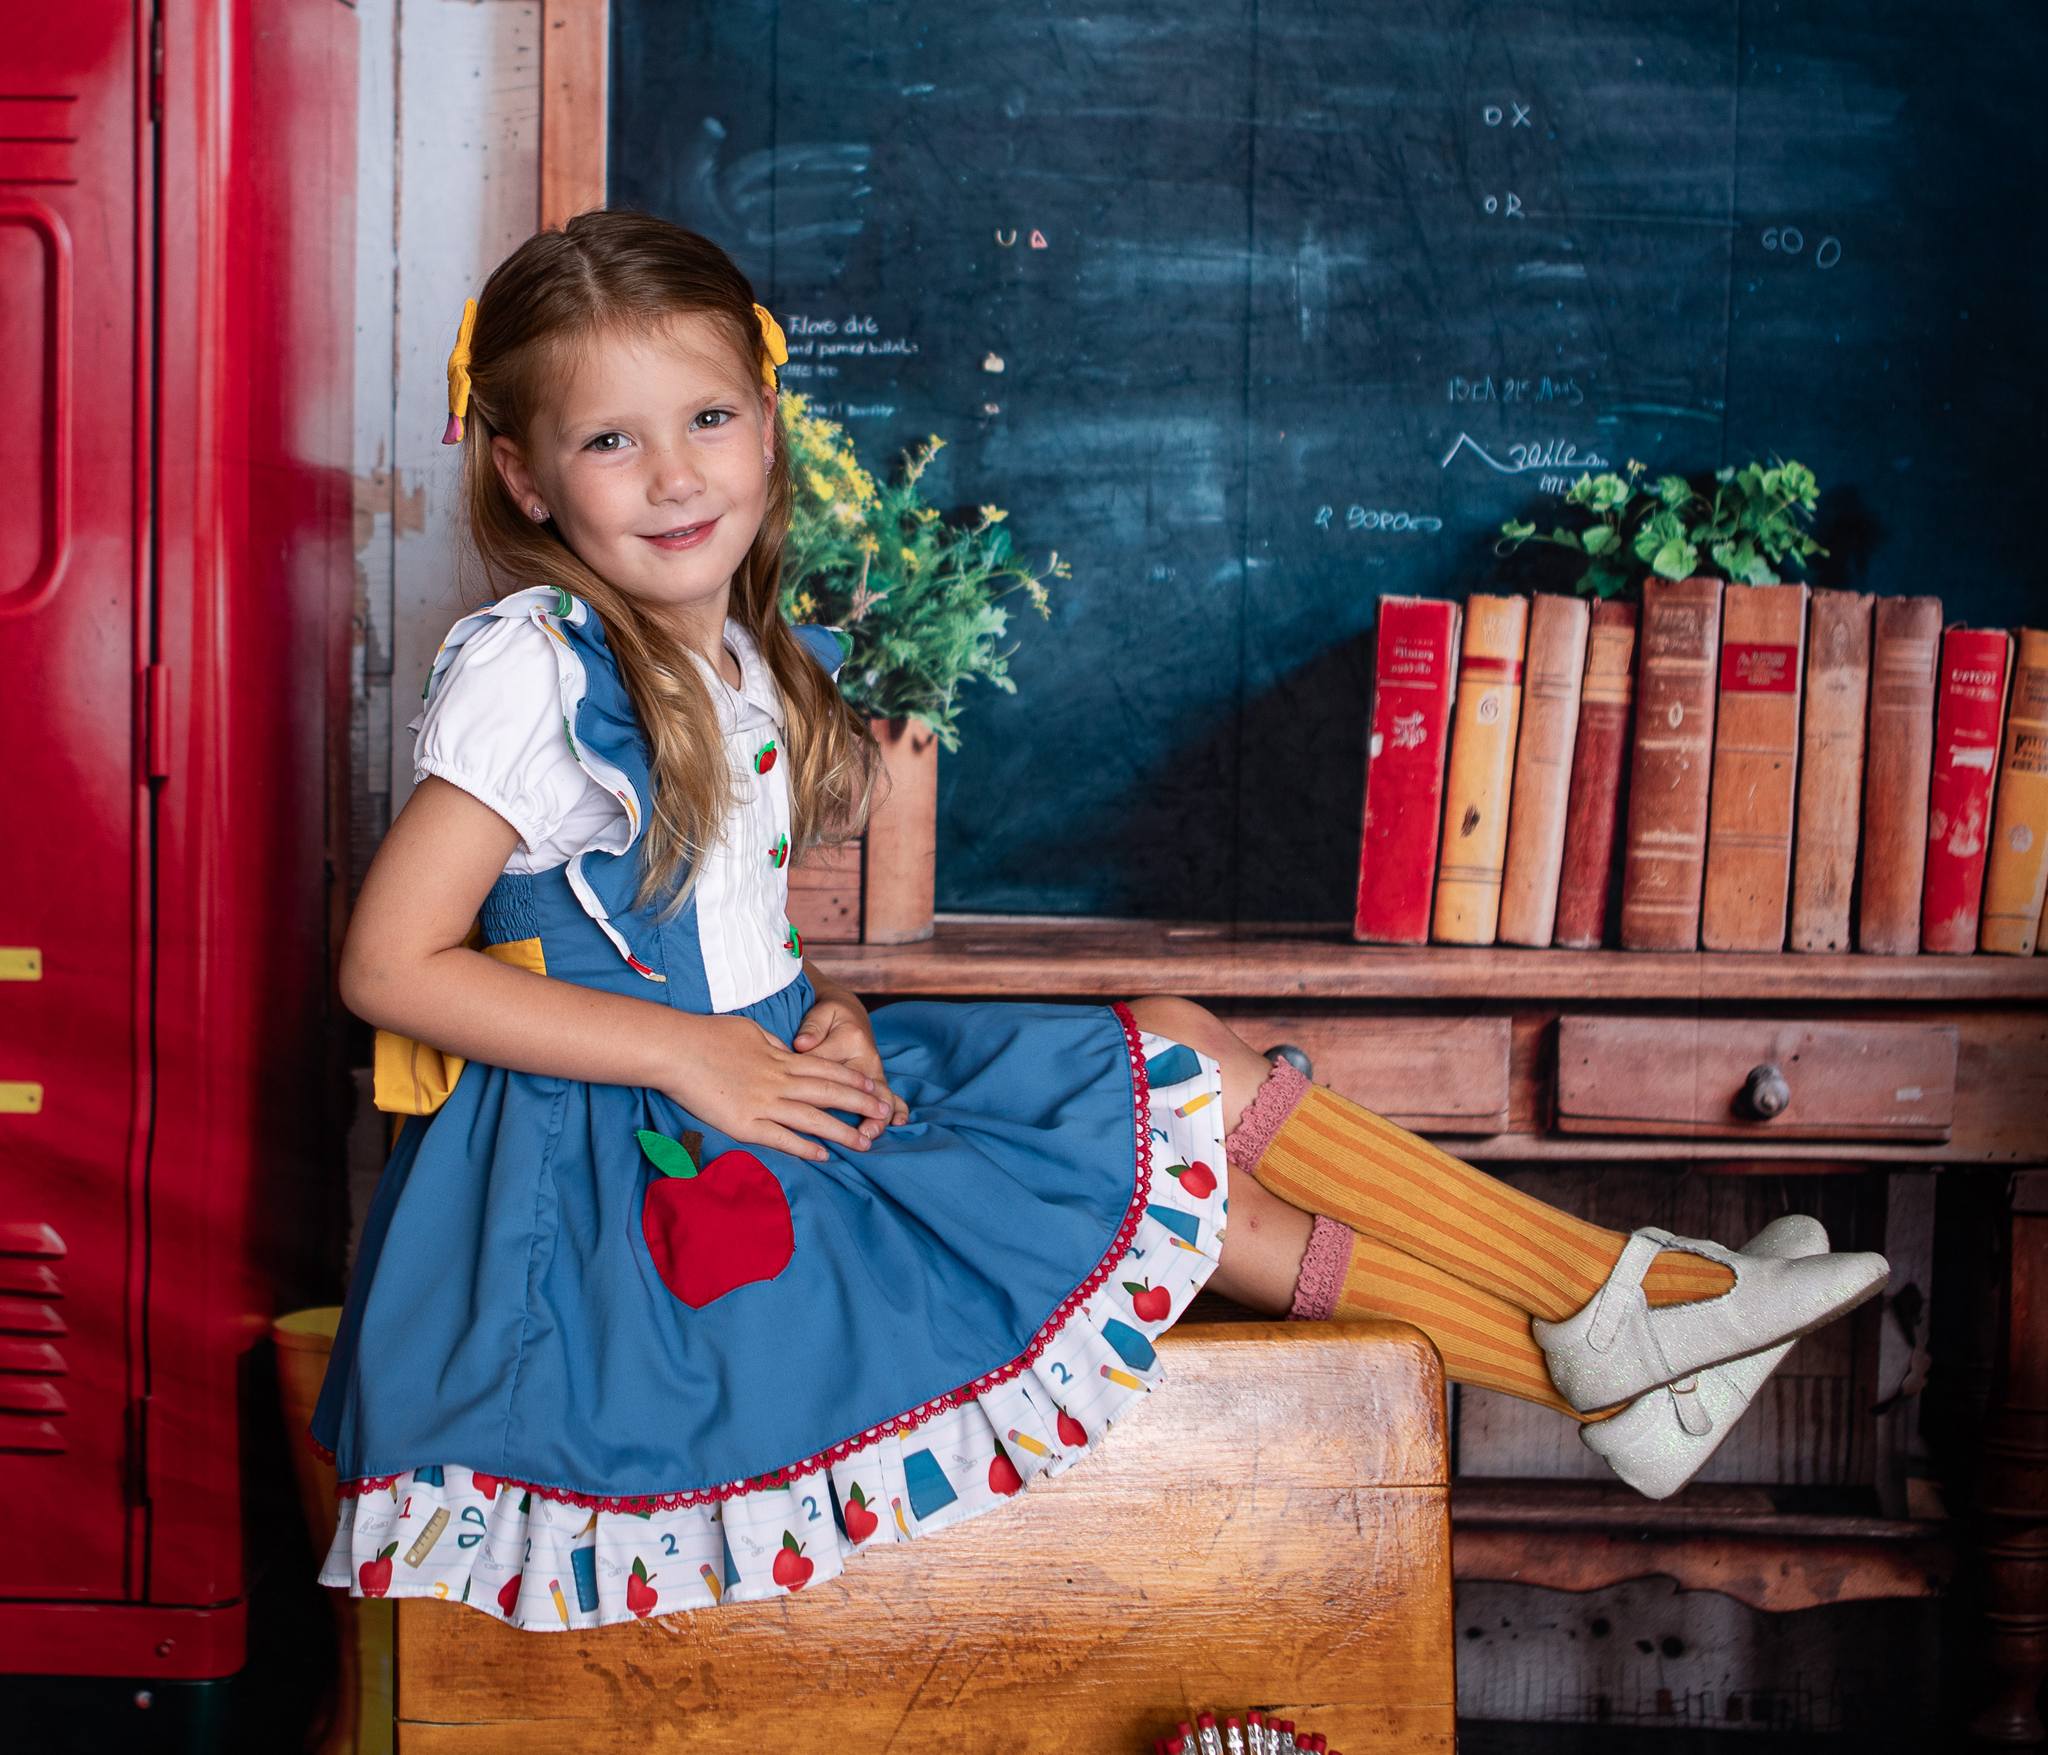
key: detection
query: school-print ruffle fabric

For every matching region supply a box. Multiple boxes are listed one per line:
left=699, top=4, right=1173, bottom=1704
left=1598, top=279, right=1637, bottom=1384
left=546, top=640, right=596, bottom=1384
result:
left=316, top=1025, right=1230, bottom=1629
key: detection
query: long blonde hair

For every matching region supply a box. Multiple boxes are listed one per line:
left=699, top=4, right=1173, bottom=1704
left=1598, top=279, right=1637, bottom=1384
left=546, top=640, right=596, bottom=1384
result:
left=451, top=208, right=882, bottom=916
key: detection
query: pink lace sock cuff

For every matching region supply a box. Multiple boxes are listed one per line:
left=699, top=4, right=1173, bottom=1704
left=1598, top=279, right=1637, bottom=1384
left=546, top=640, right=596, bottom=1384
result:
left=1222, top=1055, right=1310, bottom=1174
left=1289, top=1214, right=1356, bottom=1321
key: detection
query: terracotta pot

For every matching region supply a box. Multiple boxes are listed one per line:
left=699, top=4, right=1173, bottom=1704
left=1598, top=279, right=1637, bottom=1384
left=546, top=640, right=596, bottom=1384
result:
left=783, top=716, right=940, bottom=946
left=861, top=714, right=938, bottom=943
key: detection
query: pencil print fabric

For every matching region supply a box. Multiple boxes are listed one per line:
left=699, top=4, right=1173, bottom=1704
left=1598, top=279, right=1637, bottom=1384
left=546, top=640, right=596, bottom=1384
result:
left=316, top=1025, right=1229, bottom=1629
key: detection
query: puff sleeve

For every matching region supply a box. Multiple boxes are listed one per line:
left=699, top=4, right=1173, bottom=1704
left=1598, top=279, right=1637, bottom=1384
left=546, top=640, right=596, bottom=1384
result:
left=409, top=613, right=624, bottom=871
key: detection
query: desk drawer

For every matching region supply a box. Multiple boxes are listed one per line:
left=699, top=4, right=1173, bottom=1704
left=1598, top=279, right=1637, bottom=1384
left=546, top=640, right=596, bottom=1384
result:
left=1555, top=1016, right=1957, bottom=1141
left=1222, top=1012, right=1512, bottom=1132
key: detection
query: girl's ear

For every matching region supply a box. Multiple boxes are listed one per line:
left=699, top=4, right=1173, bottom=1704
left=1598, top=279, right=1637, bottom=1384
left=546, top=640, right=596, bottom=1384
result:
left=489, top=432, right=541, bottom=514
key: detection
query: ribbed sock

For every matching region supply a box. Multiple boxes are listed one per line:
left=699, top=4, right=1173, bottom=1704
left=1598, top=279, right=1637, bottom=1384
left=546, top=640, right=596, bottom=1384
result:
left=1228, top=1058, right=1735, bottom=1324
left=1287, top=1214, right=1601, bottom=1420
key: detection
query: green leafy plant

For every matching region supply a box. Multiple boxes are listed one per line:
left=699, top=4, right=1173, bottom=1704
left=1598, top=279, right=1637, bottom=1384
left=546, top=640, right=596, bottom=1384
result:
left=1497, top=456, right=1828, bottom=599
left=777, top=393, right=1063, bottom=752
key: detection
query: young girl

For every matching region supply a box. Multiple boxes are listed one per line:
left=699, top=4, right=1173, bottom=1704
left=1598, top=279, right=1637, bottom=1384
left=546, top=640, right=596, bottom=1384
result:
left=311, top=209, right=1889, bottom=1630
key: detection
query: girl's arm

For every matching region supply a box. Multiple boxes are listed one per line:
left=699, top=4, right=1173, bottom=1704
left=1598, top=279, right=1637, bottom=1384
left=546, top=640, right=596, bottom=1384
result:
left=340, top=776, right=893, bottom=1160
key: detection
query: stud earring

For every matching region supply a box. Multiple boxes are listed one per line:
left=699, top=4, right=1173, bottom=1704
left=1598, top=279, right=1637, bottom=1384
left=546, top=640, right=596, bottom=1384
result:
left=529, top=504, right=549, bottom=522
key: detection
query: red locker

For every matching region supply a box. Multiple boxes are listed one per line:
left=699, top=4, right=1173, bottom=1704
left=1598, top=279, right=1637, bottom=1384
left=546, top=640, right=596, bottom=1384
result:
left=0, top=0, right=355, bottom=1679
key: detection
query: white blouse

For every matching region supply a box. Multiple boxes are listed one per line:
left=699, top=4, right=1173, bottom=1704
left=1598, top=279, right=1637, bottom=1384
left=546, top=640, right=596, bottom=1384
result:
left=409, top=611, right=786, bottom=875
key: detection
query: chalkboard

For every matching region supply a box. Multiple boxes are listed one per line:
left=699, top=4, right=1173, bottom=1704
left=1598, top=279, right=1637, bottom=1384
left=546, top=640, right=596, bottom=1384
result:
left=611, top=1, right=2044, bottom=922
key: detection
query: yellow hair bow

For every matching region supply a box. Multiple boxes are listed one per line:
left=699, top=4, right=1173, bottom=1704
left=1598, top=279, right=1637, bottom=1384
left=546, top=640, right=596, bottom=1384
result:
left=753, top=301, right=788, bottom=388
left=442, top=296, right=478, bottom=445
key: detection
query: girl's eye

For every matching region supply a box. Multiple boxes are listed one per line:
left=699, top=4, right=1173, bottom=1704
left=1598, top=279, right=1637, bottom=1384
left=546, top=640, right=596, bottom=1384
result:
left=586, top=432, right=627, bottom=453
left=696, top=409, right=735, bottom=429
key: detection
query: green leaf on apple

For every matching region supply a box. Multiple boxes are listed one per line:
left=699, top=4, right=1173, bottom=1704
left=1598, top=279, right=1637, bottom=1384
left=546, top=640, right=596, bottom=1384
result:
left=637, top=1128, right=700, bottom=1179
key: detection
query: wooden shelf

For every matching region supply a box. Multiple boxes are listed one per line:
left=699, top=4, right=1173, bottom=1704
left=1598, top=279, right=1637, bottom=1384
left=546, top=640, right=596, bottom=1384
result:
left=1451, top=1478, right=1952, bottom=1613
left=810, top=913, right=2048, bottom=1005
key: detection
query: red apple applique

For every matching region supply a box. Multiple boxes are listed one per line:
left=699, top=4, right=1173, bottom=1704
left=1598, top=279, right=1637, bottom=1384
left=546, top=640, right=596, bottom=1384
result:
left=772, top=1530, right=813, bottom=1591
left=842, top=1482, right=879, bottom=1544
left=754, top=739, right=778, bottom=774
left=358, top=1542, right=398, bottom=1598
left=988, top=1439, right=1022, bottom=1497
left=626, top=1556, right=659, bottom=1617
left=639, top=1127, right=794, bottom=1309
left=1167, top=1159, right=1217, bottom=1199
left=1055, top=1404, right=1088, bottom=1449
left=1124, top=1278, right=1171, bottom=1323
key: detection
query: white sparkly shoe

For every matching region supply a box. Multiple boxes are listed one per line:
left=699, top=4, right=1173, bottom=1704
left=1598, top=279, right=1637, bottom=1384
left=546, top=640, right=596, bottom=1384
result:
left=1580, top=1214, right=1829, bottom=1499
left=1532, top=1223, right=1889, bottom=1414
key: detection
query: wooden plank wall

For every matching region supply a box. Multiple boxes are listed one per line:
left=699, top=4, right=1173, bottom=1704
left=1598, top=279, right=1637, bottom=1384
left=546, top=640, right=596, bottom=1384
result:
left=345, top=0, right=604, bottom=1267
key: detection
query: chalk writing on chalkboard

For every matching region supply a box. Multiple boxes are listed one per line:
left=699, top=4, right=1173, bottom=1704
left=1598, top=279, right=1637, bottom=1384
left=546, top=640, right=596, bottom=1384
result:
left=1441, top=434, right=1611, bottom=477
left=1315, top=507, right=1447, bottom=536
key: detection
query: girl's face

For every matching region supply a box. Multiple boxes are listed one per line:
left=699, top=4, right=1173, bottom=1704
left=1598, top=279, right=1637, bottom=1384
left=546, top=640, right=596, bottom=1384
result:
left=492, top=311, right=777, bottom=636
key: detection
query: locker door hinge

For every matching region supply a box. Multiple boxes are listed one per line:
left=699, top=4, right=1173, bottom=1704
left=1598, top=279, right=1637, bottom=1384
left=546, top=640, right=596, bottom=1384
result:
left=144, top=662, right=171, bottom=780
left=149, top=13, right=164, bottom=126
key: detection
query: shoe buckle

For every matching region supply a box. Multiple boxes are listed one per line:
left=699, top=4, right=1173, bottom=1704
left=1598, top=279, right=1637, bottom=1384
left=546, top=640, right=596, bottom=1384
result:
left=1667, top=1376, right=1714, bottom=1437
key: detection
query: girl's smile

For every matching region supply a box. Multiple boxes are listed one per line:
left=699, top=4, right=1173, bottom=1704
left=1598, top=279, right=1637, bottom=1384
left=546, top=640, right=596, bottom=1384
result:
left=641, top=517, right=720, bottom=550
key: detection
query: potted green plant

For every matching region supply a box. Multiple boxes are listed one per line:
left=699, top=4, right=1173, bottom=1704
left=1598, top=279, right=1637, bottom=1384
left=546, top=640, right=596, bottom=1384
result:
left=1496, top=455, right=1828, bottom=596
left=778, top=394, right=1062, bottom=942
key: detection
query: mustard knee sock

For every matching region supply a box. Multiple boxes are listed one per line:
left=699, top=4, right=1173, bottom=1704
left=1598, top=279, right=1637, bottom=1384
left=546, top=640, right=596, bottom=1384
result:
left=1224, top=1058, right=1735, bottom=1324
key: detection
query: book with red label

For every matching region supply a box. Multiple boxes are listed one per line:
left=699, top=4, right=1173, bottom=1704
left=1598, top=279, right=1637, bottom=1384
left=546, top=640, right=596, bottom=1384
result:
left=1553, top=600, right=1640, bottom=949
left=1858, top=596, right=1944, bottom=954
left=1353, top=596, right=1463, bottom=944
left=1922, top=625, right=2015, bottom=953
left=1619, top=576, right=1724, bottom=951
left=1701, top=582, right=1809, bottom=951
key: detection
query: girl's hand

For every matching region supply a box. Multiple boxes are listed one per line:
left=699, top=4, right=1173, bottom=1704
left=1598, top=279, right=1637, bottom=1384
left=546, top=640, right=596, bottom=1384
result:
left=655, top=1012, right=894, bottom=1163
left=792, top=988, right=909, bottom=1144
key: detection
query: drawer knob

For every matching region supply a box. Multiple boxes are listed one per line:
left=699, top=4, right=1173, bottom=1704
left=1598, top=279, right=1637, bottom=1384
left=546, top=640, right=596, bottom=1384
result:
left=1741, top=1062, right=1792, bottom=1121
left=1266, top=1043, right=1314, bottom=1078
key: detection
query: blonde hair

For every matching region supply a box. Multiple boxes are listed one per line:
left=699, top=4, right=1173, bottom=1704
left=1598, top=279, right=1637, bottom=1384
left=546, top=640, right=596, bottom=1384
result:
left=450, top=208, right=882, bottom=916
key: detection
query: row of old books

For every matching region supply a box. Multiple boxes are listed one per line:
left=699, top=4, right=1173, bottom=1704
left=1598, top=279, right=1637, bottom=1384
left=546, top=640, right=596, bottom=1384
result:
left=1352, top=581, right=2048, bottom=954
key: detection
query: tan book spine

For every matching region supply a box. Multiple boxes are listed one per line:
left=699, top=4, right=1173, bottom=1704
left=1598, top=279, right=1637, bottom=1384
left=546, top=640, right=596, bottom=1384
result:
left=1499, top=594, right=1591, bottom=946
left=1702, top=582, right=1810, bottom=950
left=1432, top=594, right=1530, bottom=944
left=1980, top=627, right=2048, bottom=953
left=1789, top=590, right=1874, bottom=951
left=1858, top=596, right=1944, bottom=954
left=1620, top=576, right=1724, bottom=951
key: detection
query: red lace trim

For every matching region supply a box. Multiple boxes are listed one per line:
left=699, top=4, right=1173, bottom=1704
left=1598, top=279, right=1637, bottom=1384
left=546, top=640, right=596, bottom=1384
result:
left=318, top=1000, right=1159, bottom=1513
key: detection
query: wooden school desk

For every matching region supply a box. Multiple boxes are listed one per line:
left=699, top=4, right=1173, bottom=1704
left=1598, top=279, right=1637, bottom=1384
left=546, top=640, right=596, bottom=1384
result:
left=390, top=1321, right=1456, bottom=1751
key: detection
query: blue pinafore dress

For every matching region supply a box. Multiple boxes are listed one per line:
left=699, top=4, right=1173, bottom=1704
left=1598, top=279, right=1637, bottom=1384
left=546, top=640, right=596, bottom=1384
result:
left=310, top=587, right=1232, bottom=1629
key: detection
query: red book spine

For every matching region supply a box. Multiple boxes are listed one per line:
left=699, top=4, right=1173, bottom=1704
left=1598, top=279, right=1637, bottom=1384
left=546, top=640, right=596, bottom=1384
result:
left=1354, top=597, right=1462, bottom=943
left=1923, top=626, right=2015, bottom=952
left=1553, top=600, right=1639, bottom=948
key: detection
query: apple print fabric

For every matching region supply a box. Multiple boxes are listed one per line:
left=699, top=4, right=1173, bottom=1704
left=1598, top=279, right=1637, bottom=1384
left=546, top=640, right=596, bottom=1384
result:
left=317, top=1022, right=1229, bottom=1629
